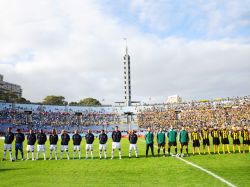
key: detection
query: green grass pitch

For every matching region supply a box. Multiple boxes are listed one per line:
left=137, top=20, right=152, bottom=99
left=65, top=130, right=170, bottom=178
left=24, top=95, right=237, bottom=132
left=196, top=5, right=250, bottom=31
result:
left=0, top=138, right=250, bottom=187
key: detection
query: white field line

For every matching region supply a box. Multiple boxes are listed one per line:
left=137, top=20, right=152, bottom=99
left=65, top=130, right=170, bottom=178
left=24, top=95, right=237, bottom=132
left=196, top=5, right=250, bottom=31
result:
left=139, top=139, right=236, bottom=187
left=176, top=156, right=236, bottom=187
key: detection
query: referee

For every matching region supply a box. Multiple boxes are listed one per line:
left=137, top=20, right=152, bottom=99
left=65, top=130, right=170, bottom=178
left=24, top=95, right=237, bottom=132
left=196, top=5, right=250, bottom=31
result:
left=145, top=127, right=154, bottom=157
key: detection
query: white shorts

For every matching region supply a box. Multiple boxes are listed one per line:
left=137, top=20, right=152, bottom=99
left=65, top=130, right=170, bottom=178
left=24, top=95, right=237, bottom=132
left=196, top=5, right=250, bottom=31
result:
left=86, top=144, right=93, bottom=151
left=74, top=145, right=81, bottom=151
left=50, top=145, right=57, bottom=151
left=37, top=145, right=46, bottom=152
left=4, top=144, right=12, bottom=151
left=99, top=144, right=107, bottom=151
left=112, top=142, right=121, bottom=149
left=27, top=145, right=35, bottom=152
left=61, top=145, right=69, bottom=151
left=129, top=144, right=138, bottom=151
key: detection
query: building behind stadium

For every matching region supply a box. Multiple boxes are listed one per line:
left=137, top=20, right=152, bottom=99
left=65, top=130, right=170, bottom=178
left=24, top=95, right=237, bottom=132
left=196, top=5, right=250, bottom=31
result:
left=0, top=74, right=22, bottom=97
left=166, top=95, right=182, bottom=103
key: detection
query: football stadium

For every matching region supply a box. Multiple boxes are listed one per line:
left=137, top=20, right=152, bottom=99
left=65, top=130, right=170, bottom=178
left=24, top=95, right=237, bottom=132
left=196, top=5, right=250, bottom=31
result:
left=1, top=1, right=250, bottom=187
left=0, top=98, right=250, bottom=187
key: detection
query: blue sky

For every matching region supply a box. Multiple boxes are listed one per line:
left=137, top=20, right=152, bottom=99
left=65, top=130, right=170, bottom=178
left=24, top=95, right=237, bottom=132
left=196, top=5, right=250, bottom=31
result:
left=99, top=0, right=250, bottom=40
left=0, top=0, right=250, bottom=103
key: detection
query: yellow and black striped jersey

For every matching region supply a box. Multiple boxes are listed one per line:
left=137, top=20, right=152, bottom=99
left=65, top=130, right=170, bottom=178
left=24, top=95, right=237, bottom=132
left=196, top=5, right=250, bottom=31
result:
left=211, top=129, right=219, bottom=138
left=191, top=131, right=200, bottom=141
left=220, top=129, right=229, bottom=139
left=231, top=131, right=240, bottom=140
left=241, top=130, right=249, bottom=141
left=201, top=129, right=209, bottom=139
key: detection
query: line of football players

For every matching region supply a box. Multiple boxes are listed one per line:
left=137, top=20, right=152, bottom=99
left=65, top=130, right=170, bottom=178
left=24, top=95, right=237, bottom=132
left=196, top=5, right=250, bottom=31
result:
left=3, top=125, right=249, bottom=161
left=191, top=125, right=250, bottom=155
left=144, top=125, right=250, bottom=158
left=2, top=126, right=140, bottom=161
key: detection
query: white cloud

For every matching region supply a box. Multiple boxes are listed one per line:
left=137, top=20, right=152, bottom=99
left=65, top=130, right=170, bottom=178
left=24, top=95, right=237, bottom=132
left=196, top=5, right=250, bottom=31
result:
left=127, top=0, right=250, bottom=38
left=0, top=0, right=250, bottom=104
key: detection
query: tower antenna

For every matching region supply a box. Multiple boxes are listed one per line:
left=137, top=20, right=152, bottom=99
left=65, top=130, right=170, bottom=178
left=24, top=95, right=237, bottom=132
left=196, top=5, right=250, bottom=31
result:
left=123, top=38, right=128, bottom=55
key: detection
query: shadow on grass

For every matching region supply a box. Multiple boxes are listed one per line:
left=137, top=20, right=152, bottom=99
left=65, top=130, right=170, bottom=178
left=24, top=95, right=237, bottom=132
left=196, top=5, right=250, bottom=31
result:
left=0, top=168, right=28, bottom=172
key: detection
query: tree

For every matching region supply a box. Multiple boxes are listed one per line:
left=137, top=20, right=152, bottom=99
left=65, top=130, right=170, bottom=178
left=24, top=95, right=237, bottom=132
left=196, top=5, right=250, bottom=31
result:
left=0, top=91, right=30, bottom=103
left=42, top=95, right=67, bottom=105
left=15, top=97, right=31, bottom=104
left=0, top=92, right=17, bottom=102
left=69, top=102, right=78, bottom=106
left=78, top=98, right=101, bottom=106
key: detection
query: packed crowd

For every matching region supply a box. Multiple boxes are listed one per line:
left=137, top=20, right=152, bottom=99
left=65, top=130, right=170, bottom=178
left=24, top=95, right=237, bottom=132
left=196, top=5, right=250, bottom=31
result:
left=0, top=107, right=124, bottom=135
left=137, top=96, right=250, bottom=130
left=1, top=96, right=250, bottom=134
left=0, top=109, right=121, bottom=126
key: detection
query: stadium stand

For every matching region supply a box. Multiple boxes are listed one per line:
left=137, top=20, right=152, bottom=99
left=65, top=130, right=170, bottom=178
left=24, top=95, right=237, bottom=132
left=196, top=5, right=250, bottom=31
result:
left=0, top=102, right=139, bottom=136
left=137, top=96, right=250, bottom=131
left=0, top=95, right=250, bottom=136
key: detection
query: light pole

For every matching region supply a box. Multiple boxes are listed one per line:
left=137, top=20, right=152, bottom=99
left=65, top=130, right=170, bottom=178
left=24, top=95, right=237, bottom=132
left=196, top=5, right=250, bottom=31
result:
left=124, top=112, right=133, bottom=131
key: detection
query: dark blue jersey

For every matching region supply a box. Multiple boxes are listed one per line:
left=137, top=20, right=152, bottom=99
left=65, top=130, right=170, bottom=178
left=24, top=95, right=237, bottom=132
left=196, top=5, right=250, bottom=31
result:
left=49, top=134, right=58, bottom=145
left=4, top=132, right=14, bottom=144
left=112, top=131, right=121, bottom=142
left=27, top=133, right=37, bottom=145
left=37, top=133, right=47, bottom=145
left=15, top=133, right=25, bottom=144
left=61, top=134, right=70, bottom=145
left=72, top=134, right=82, bottom=145
left=99, top=133, right=108, bottom=144
left=129, top=133, right=138, bottom=144
left=85, top=133, right=94, bottom=144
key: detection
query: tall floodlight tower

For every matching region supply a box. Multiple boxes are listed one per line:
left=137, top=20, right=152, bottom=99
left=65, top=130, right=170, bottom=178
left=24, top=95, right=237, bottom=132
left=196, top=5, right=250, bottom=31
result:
left=123, top=38, right=131, bottom=106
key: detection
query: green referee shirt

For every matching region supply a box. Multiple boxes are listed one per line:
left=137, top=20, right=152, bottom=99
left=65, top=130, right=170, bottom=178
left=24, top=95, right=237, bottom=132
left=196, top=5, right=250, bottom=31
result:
left=157, top=132, right=166, bottom=144
left=179, top=130, right=189, bottom=143
left=167, top=129, right=177, bottom=142
left=145, top=132, right=154, bottom=144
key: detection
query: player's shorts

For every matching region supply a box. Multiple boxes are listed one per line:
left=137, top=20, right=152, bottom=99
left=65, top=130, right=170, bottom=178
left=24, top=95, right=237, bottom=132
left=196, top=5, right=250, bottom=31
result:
left=112, top=142, right=121, bottom=149
left=168, top=142, right=177, bottom=147
left=213, top=138, right=220, bottom=145
left=129, top=144, right=138, bottom=151
left=73, top=145, right=81, bottom=151
left=86, top=144, right=93, bottom=151
left=180, top=142, right=188, bottom=146
left=203, top=139, right=210, bottom=146
left=99, top=144, right=107, bottom=151
left=61, top=145, right=69, bottom=151
left=26, top=145, right=35, bottom=152
left=37, top=144, right=46, bottom=152
left=193, top=140, right=200, bottom=147
left=50, top=145, right=57, bottom=151
left=158, top=143, right=166, bottom=147
left=221, top=138, right=229, bottom=145
left=243, top=140, right=250, bottom=145
left=4, top=144, right=12, bottom=151
left=233, top=139, right=240, bottom=145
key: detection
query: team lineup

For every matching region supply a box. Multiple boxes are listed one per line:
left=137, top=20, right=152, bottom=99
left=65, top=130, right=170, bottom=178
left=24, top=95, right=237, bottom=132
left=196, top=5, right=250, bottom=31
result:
left=2, top=125, right=250, bottom=162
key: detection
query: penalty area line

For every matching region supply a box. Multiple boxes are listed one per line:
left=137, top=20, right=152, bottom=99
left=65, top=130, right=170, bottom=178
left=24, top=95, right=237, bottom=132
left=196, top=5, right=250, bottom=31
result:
left=139, top=139, right=236, bottom=187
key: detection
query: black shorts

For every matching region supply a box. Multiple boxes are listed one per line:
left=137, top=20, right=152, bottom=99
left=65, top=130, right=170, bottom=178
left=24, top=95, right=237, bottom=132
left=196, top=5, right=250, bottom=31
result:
left=168, top=142, right=177, bottom=147
left=221, top=138, right=229, bottom=145
left=233, top=139, right=240, bottom=145
left=213, top=138, right=220, bottom=145
left=203, top=139, right=210, bottom=146
left=243, top=140, right=250, bottom=145
left=193, top=140, right=200, bottom=147
left=180, top=142, right=188, bottom=146
left=158, top=143, right=166, bottom=147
